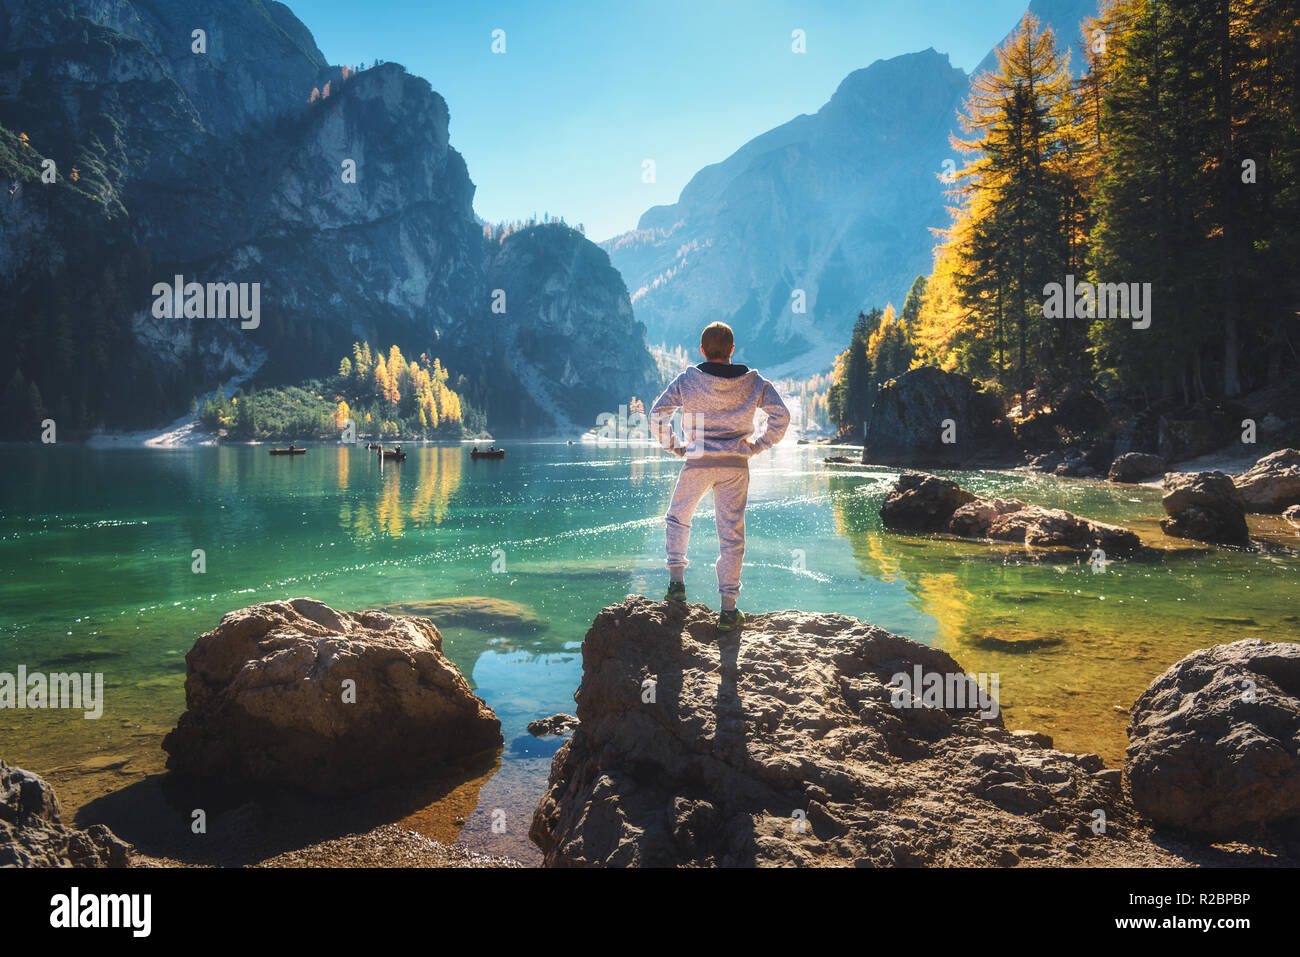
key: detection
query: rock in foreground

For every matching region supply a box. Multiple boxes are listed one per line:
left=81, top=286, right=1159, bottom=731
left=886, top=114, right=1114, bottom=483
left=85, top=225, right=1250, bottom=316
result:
left=1126, top=640, right=1300, bottom=837
left=162, top=598, right=502, bottom=795
left=530, top=597, right=1159, bottom=867
left=0, top=761, right=132, bottom=867
left=1160, top=471, right=1249, bottom=546
left=881, top=472, right=1140, bottom=553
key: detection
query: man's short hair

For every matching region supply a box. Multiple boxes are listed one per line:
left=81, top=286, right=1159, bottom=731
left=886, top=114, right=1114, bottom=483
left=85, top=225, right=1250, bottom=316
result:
left=700, top=322, right=734, bottom=361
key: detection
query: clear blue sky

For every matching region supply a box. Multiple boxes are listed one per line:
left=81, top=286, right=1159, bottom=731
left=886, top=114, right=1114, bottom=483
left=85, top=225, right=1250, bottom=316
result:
left=288, top=0, right=1028, bottom=242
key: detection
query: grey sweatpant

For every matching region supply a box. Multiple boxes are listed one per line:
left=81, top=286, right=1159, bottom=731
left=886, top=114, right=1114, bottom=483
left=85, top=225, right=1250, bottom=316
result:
left=665, top=465, right=750, bottom=600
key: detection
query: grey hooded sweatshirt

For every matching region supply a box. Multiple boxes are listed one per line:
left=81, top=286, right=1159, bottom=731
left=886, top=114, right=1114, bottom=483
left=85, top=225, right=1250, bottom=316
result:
left=650, top=362, right=791, bottom=468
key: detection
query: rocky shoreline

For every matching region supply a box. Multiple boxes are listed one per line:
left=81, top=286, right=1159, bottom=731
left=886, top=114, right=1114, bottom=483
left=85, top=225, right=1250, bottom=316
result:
left=6, top=589, right=1300, bottom=867
left=845, top=366, right=1300, bottom=493
left=851, top=444, right=1299, bottom=553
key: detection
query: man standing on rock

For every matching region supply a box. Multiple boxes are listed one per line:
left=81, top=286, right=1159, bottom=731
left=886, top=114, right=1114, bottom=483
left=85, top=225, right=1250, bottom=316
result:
left=649, top=322, right=791, bottom=630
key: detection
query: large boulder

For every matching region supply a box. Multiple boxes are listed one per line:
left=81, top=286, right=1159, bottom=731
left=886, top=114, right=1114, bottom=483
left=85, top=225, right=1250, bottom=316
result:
left=1107, top=452, right=1167, bottom=484
left=879, top=471, right=976, bottom=532
left=0, top=761, right=132, bottom=867
left=1160, top=471, right=1249, bottom=546
left=162, top=598, right=502, bottom=795
left=863, top=367, right=1014, bottom=467
left=531, top=596, right=1163, bottom=867
left=986, top=506, right=1141, bottom=554
left=1126, top=640, right=1300, bottom=837
left=1233, top=449, right=1300, bottom=513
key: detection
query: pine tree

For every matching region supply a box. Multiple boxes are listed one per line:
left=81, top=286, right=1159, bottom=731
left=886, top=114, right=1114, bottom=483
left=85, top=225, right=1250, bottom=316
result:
left=951, top=13, right=1075, bottom=409
left=901, top=275, right=928, bottom=328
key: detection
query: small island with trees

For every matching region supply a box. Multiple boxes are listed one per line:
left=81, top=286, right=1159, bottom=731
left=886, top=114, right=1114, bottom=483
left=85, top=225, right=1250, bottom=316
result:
left=196, top=341, right=488, bottom=442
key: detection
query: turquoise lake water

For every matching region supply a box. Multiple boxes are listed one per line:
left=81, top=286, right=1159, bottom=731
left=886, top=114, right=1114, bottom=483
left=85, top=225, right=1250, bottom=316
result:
left=2, top=441, right=1297, bottom=862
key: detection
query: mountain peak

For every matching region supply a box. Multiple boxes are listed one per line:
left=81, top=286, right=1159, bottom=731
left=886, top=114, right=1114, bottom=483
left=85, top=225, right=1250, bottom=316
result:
left=822, top=47, right=968, bottom=127
left=832, top=47, right=961, bottom=93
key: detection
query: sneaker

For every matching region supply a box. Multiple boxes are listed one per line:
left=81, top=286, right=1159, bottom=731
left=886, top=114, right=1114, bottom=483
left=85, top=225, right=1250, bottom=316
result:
left=664, top=581, right=687, bottom=604
left=717, top=609, right=744, bottom=631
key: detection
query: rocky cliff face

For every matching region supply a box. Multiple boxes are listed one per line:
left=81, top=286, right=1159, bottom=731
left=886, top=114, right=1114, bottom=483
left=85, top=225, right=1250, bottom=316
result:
left=604, top=0, right=1100, bottom=379
left=0, top=0, right=655, bottom=435
left=480, top=224, right=658, bottom=432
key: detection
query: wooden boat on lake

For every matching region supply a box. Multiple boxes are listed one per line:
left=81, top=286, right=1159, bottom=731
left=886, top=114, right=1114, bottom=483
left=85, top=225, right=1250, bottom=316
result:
left=470, top=448, right=506, bottom=459
left=269, top=447, right=306, bottom=456
left=377, top=449, right=406, bottom=461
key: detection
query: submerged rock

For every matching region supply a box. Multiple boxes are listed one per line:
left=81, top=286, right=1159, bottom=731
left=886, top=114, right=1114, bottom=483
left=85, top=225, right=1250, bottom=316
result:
left=1233, top=449, right=1300, bottom=514
left=1107, top=452, right=1166, bottom=484
left=530, top=596, right=1158, bottom=867
left=1160, top=471, right=1249, bottom=546
left=0, top=761, right=132, bottom=867
left=528, top=714, right=579, bottom=737
left=881, top=472, right=1139, bottom=553
left=383, top=596, right=545, bottom=634
left=1126, top=640, right=1300, bottom=837
left=862, top=367, right=1014, bottom=467
left=162, top=598, right=502, bottom=795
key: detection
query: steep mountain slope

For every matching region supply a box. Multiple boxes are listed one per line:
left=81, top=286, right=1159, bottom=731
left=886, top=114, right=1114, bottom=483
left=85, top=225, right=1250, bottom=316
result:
left=605, top=0, right=1099, bottom=378
left=0, top=0, right=656, bottom=436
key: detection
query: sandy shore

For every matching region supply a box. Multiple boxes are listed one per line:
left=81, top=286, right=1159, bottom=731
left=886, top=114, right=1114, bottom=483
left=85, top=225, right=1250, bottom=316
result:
left=86, top=418, right=217, bottom=449
left=1139, top=448, right=1265, bottom=487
